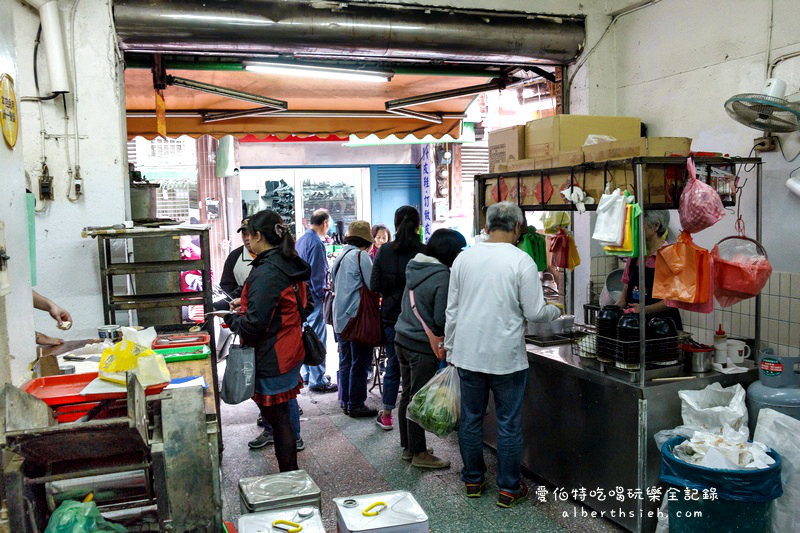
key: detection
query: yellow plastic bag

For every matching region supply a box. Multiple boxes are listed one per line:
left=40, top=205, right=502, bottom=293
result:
left=99, top=327, right=170, bottom=387
left=543, top=212, right=571, bottom=234
left=567, top=235, right=581, bottom=270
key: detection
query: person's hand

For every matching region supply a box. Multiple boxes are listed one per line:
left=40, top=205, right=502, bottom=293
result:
left=229, top=298, right=242, bottom=314
left=49, top=304, right=72, bottom=328
left=626, top=303, right=641, bottom=314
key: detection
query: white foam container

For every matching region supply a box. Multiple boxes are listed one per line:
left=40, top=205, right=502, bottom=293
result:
left=239, top=470, right=321, bottom=514
left=333, top=490, right=429, bottom=533
left=238, top=506, right=325, bottom=533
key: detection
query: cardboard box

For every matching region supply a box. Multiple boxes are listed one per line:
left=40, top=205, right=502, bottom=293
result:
left=525, top=115, right=641, bottom=159
left=582, top=137, right=692, bottom=162
left=488, top=125, right=526, bottom=172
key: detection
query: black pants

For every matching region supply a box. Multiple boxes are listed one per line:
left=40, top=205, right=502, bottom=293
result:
left=397, top=344, right=441, bottom=454
left=258, top=402, right=297, bottom=472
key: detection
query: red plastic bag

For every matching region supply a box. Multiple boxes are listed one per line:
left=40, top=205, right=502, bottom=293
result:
left=679, top=158, right=726, bottom=233
left=712, top=236, right=772, bottom=307
left=549, top=229, right=570, bottom=269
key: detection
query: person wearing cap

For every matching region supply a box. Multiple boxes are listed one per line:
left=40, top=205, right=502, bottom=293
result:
left=330, top=220, right=379, bottom=418
left=220, top=217, right=255, bottom=300
left=295, top=209, right=337, bottom=393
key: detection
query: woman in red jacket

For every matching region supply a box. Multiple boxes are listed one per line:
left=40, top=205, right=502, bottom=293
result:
left=226, top=209, right=312, bottom=471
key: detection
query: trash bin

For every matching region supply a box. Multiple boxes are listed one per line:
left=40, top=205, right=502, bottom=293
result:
left=660, top=436, right=782, bottom=533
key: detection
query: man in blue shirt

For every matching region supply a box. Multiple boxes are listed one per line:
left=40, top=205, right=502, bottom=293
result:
left=296, top=209, right=337, bottom=392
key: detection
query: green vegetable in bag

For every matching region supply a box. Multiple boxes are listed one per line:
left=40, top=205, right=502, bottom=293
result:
left=45, top=500, right=126, bottom=533
left=406, top=366, right=461, bottom=437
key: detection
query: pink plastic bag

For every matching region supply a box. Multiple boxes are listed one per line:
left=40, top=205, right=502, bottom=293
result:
left=679, top=158, right=726, bottom=233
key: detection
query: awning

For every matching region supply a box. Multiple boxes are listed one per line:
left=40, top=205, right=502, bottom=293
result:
left=125, top=68, right=488, bottom=140
left=343, top=122, right=476, bottom=147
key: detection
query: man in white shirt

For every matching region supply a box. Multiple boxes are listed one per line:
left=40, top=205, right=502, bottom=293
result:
left=445, top=201, right=560, bottom=507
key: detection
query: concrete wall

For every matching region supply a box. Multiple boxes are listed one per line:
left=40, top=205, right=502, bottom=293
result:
left=13, top=0, right=128, bottom=341
left=238, top=142, right=413, bottom=167
left=0, top=5, right=36, bottom=384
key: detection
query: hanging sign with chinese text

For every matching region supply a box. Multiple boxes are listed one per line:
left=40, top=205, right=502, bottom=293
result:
left=1, top=74, right=19, bottom=149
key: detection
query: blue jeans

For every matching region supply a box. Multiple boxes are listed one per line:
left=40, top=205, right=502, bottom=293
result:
left=457, top=367, right=528, bottom=494
left=263, top=398, right=301, bottom=440
left=300, top=301, right=328, bottom=388
left=338, top=340, right=373, bottom=410
left=381, top=325, right=401, bottom=410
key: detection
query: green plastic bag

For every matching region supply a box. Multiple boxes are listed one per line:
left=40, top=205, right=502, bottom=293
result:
left=407, top=366, right=460, bottom=437
left=45, top=500, right=126, bottom=533
left=518, top=226, right=548, bottom=271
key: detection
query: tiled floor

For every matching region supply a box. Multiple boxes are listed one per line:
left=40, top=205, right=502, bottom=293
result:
left=219, top=358, right=626, bottom=532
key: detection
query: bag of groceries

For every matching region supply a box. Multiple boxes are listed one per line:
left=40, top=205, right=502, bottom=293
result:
left=98, top=327, right=170, bottom=387
left=406, top=366, right=461, bottom=437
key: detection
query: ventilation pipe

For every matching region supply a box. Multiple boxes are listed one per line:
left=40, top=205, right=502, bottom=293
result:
left=24, top=0, right=71, bottom=93
left=114, top=0, right=585, bottom=65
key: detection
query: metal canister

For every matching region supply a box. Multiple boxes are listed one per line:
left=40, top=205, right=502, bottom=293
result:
left=98, top=325, right=121, bottom=343
left=239, top=470, right=321, bottom=514
left=333, top=491, right=429, bottom=532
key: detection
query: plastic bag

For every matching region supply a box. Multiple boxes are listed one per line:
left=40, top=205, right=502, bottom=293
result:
left=98, top=327, right=170, bottom=387
left=584, top=134, right=617, bottom=146
left=549, top=230, right=570, bottom=269
left=517, top=227, right=547, bottom=272
left=678, top=382, right=748, bottom=436
left=665, top=255, right=715, bottom=313
left=566, top=234, right=581, bottom=270
left=592, top=188, right=626, bottom=245
left=753, top=408, right=800, bottom=533
left=679, top=157, right=726, bottom=233
left=406, top=366, right=460, bottom=437
left=543, top=211, right=570, bottom=234
left=652, top=231, right=711, bottom=304
left=712, top=236, right=772, bottom=307
left=45, top=500, right=126, bottom=533
left=220, top=345, right=256, bottom=405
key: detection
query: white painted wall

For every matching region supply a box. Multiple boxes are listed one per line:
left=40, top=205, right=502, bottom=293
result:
left=0, top=6, right=36, bottom=384
left=238, top=142, right=413, bottom=167
left=13, top=0, right=128, bottom=340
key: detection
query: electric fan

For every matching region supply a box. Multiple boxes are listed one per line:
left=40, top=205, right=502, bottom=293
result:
left=724, top=78, right=800, bottom=133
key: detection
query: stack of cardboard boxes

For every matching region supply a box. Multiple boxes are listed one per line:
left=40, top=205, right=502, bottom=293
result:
left=486, top=115, right=692, bottom=207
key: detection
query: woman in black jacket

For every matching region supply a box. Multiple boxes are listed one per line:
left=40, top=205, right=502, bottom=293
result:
left=394, top=229, right=466, bottom=469
left=370, top=206, right=425, bottom=431
left=225, top=210, right=312, bottom=472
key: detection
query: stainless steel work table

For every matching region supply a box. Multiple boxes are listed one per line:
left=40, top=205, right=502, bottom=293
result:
left=482, top=344, right=757, bottom=533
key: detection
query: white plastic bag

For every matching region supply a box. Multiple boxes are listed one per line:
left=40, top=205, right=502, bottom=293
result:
left=592, top=188, right=627, bottom=245
left=678, top=382, right=748, bottom=437
left=754, top=408, right=800, bottom=533
left=406, top=366, right=461, bottom=437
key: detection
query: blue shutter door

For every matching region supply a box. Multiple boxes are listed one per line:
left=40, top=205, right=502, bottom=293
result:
left=370, top=165, right=421, bottom=227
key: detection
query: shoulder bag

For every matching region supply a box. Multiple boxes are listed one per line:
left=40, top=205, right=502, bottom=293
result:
left=220, top=338, right=256, bottom=404
left=323, top=249, right=353, bottom=326
left=340, top=251, right=382, bottom=347
left=409, top=289, right=447, bottom=360
left=293, top=283, right=326, bottom=366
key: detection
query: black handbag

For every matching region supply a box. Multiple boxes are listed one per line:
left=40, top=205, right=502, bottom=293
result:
left=293, top=284, right=326, bottom=366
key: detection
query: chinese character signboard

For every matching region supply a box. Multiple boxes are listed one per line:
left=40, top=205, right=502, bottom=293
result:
left=420, top=144, right=433, bottom=241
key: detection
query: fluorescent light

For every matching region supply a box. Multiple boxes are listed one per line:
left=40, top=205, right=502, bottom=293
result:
left=244, top=62, right=393, bottom=83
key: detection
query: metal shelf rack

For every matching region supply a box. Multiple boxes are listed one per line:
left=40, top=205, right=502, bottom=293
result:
left=475, top=155, right=764, bottom=389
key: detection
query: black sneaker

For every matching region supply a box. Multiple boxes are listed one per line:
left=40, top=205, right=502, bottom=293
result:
left=247, top=430, right=274, bottom=449
left=256, top=415, right=263, bottom=427
left=465, top=480, right=487, bottom=498
left=348, top=406, right=378, bottom=418
left=309, top=382, right=338, bottom=393
left=497, top=483, right=529, bottom=508
left=296, top=438, right=305, bottom=451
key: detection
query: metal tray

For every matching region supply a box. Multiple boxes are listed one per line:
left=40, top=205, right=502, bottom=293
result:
left=604, top=362, right=684, bottom=383
left=526, top=330, right=586, bottom=347
left=239, top=470, right=321, bottom=514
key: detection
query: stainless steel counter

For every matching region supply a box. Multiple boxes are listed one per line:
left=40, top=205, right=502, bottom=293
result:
left=482, top=344, right=757, bottom=533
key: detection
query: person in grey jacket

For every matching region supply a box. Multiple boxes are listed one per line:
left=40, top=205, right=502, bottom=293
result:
left=331, top=220, right=378, bottom=418
left=394, top=228, right=467, bottom=469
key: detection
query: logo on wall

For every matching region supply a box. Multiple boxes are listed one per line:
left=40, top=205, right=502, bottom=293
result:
left=1, top=74, right=19, bottom=149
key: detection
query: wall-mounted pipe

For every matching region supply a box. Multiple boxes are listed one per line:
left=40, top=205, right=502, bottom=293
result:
left=24, top=0, right=71, bottom=93
left=114, top=0, right=585, bottom=66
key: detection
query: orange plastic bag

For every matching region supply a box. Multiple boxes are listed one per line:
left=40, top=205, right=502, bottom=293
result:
left=652, top=232, right=711, bottom=303
left=567, top=234, right=581, bottom=270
